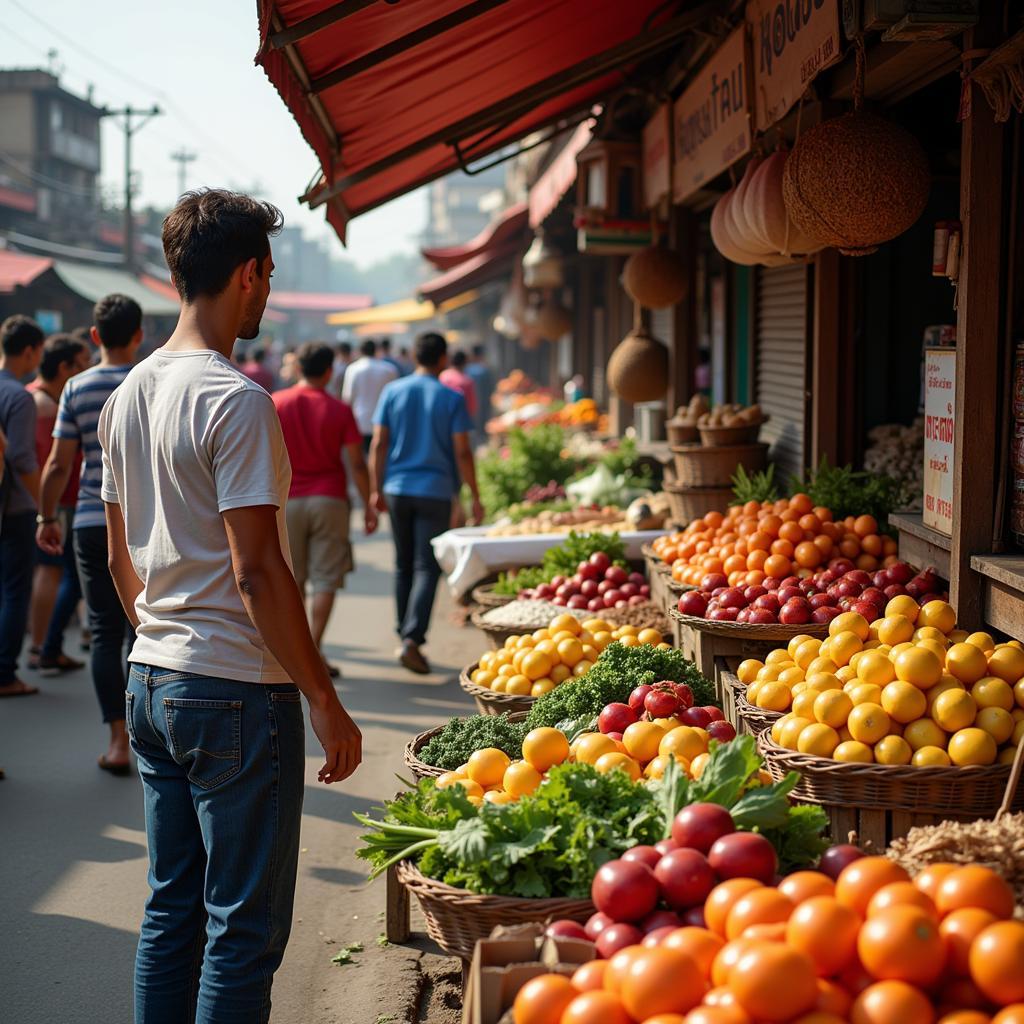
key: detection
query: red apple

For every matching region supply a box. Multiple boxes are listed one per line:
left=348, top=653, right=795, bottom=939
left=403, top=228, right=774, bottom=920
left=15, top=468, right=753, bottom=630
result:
left=546, top=920, right=589, bottom=941
left=597, top=579, right=615, bottom=595
left=672, top=803, right=736, bottom=853
left=677, top=590, right=708, bottom=617
left=592, top=859, right=659, bottom=922
left=628, top=572, right=646, bottom=587
left=812, top=606, right=841, bottom=624
left=628, top=595, right=647, bottom=606
left=709, top=607, right=739, bottom=622
left=639, top=584, right=651, bottom=597
left=629, top=684, right=653, bottom=715
left=829, top=558, right=855, bottom=575
left=846, top=570, right=873, bottom=587
left=708, top=832, right=778, bottom=885
left=808, top=592, right=834, bottom=610
left=779, top=600, right=812, bottom=625
left=599, top=703, right=638, bottom=735
left=642, top=925, right=679, bottom=948
left=645, top=689, right=679, bottom=719
left=585, top=911, right=613, bottom=941
left=818, top=843, right=865, bottom=880
left=679, top=706, right=713, bottom=728
left=707, top=720, right=737, bottom=743
left=580, top=579, right=599, bottom=597
left=622, top=845, right=662, bottom=870
left=604, top=566, right=628, bottom=586
left=654, top=848, right=717, bottom=910
left=567, top=594, right=589, bottom=609
left=746, top=608, right=777, bottom=624
left=589, top=551, right=611, bottom=573
left=887, top=562, right=914, bottom=584
left=753, top=594, right=781, bottom=613
left=701, top=573, right=729, bottom=592
left=578, top=561, right=601, bottom=581
left=653, top=838, right=679, bottom=857
left=619, top=582, right=639, bottom=599
left=596, top=923, right=644, bottom=958
left=588, top=596, right=606, bottom=611
left=682, top=905, right=707, bottom=928
left=671, top=683, right=695, bottom=709
left=639, top=909, right=683, bottom=934
left=851, top=600, right=880, bottom=620
left=778, top=585, right=802, bottom=604
left=763, top=577, right=781, bottom=591
left=744, top=584, right=768, bottom=602
left=883, top=583, right=906, bottom=599
left=602, top=589, right=622, bottom=607
left=719, top=587, right=746, bottom=609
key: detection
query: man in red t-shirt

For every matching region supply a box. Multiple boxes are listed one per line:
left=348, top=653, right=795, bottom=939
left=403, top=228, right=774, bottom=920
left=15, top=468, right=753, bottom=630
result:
left=272, top=342, right=377, bottom=675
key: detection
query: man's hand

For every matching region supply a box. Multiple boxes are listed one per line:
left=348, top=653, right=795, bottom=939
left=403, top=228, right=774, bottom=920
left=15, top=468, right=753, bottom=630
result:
left=36, top=520, right=63, bottom=556
left=309, top=695, right=362, bottom=784
left=470, top=497, right=485, bottom=526
left=371, top=490, right=388, bottom=513
left=363, top=505, right=379, bottom=535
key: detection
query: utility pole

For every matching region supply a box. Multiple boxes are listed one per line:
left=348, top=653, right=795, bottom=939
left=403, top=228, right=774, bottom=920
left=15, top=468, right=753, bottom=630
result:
left=101, top=104, right=162, bottom=271
left=170, top=147, right=197, bottom=199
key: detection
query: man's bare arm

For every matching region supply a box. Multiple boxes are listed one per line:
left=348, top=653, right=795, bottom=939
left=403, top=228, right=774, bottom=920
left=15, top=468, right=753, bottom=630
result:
left=345, top=441, right=377, bottom=534
left=453, top=432, right=484, bottom=524
left=221, top=504, right=361, bottom=784
left=368, top=424, right=389, bottom=513
left=104, top=502, right=143, bottom=630
left=36, top=438, right=79, bottom=554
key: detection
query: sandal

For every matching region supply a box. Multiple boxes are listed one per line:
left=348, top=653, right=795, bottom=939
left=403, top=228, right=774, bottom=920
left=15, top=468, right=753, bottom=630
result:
left=0, top=679, right=40, bottom=698
left=38, top=652, right=86, bottom=677
left=26, top=646, right=41, bottom=671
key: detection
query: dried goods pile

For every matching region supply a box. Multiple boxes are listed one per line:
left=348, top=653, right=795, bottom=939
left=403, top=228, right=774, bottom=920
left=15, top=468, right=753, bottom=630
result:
left=478, top=601, right=588, bottom=632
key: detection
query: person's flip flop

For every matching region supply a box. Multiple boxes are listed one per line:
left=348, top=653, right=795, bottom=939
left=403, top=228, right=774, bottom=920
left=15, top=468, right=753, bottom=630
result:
left=0, top=682, right=39, bottom=698
left=98, top=756, right=132, bottom=777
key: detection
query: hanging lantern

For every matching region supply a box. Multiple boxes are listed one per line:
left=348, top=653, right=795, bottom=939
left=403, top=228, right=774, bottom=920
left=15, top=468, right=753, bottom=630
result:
left=575, top=138, right=650, bottom=253
left=522, top=232, right=564, bottom=289
left=606, top=324, right=669, bottom=403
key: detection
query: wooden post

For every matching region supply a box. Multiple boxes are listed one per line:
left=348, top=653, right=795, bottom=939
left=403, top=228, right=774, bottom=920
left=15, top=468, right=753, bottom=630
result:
left=671, top=207, right=698, bottom=408
left=811, top=249, right=841, bottom=466
left=950, top=21, right=1006, bottom=625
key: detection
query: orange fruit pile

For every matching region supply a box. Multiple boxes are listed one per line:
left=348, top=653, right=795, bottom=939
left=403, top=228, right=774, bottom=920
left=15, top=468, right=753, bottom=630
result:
left=652, top=496, right=899, bottom=589
left=513, top=858, right=1024, bottom=1024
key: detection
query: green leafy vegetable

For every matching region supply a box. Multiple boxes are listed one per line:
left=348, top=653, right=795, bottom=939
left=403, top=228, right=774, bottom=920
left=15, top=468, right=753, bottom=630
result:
left=417, top=713, right=527, bottom=770
left=731, top=464, right=780, bottom=505
left=331, top=942, right=363, bottom=966
left=789, top=455, right=902, bottom=529
left=762, top=804, right=831, bottom=873
left=493, top=531, right=627, bottom=595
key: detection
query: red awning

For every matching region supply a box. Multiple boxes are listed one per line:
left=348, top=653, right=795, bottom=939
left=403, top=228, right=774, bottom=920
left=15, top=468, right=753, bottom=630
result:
left=266, top=291, right=373, bottom=312
left=0, top=250, right=52, bottom=294
left=422, top=201, right=528, bottom=271
left=528, top=121, right=593, bottom=228
left=255, top=1, right=709, bottom=242
left=419, top=239, right=520, bottom=304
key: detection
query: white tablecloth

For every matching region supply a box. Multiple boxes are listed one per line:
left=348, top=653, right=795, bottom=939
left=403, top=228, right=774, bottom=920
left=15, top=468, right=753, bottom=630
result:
left=432, top=527, right=664, bottom=599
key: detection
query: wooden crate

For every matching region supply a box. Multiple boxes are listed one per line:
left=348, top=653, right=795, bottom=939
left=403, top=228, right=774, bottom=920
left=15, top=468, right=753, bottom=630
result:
left=673, top=619, right=780, bottom=701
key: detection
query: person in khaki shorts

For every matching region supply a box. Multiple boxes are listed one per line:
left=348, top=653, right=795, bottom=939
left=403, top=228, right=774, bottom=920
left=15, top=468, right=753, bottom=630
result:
left=272, top=342, right=376, bottom=675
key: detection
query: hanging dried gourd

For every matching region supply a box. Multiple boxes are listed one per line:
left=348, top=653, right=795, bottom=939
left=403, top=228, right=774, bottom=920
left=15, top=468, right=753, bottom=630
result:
left=782, top=43, right=930, bottom=256
left=606, top=321, right=669, bottom=403
left=742, top=150, right=823, bottom=257
left=711, top=187, right=794, bottom=266
left=621, top=244, right=687, bottom=309
left=531, top=298, right=573, bottom=341
left=726, top=157, right=779, bottom=257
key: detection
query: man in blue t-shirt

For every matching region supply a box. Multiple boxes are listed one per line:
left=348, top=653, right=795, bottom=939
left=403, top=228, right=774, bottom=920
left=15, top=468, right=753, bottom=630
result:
left=370, top=332, right=483, bottom=675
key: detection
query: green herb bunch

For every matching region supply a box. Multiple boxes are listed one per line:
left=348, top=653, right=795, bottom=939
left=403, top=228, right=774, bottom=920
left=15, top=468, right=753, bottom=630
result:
left=417, top=713, right=528, bottom=770
left=789, top=456, right=902, bottom=528
left=493, top=531, right=627, bottom=595
left=731, top=464, right=780, bottom=506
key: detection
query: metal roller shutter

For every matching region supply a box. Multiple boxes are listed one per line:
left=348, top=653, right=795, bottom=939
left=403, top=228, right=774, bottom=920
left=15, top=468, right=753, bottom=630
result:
left=755, top=264, right=809, bottom=483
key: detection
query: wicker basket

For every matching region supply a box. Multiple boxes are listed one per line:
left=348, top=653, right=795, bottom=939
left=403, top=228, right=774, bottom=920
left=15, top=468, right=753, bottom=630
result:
left=671, top=443, right=768, bottom=488
left=734, top=690, right=783, bottom=736
left=470, top=610, right=524, bottom=650
left=666, top=420, right=700, bottom=445
left=670, top=609, right=829, bottom=641
left=471, top=583, right=514, bottom=608
left=757, top=731, right=1024, bottom=849
left=459, top=663, right=537, bottom=716
left=698, top=417, right=769, bottom=447
left=664, top=483, right=736, bottom=524
left=403, top=710, right=529, bottom=780
left=395, top=860, right=594, bottom=960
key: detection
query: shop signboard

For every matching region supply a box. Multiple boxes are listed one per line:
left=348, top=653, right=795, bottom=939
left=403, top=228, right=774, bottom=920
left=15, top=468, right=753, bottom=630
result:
left=672, top=27, right=751, bottom=203
left=923, top=346, right=956, bottom=536
left=642, top=104, right=671, bottom=208
left=747, top=0, right=842, bottom=132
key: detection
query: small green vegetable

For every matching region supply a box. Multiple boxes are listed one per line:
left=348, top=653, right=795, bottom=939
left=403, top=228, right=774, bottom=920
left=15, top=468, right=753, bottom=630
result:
left=331, top=941, right=363, bottom=966
left=731, top=464, right=780, bottom=505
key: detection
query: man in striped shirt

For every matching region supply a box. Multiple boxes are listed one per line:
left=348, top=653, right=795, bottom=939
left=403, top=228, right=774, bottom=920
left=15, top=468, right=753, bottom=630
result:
left=38, top=294, right=143, bottom=774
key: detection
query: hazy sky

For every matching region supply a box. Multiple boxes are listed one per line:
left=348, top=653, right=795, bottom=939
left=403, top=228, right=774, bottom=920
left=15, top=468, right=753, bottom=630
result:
left=0, top=0, right=427, bottom=266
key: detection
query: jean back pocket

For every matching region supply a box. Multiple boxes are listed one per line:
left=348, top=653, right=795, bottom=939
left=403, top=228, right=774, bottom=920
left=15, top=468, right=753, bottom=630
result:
left=163, top=698, right=242, bottom=789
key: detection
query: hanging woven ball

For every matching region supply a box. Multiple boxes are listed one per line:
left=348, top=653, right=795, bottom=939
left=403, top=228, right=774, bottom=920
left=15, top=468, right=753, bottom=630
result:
left=606, top=324, right=669, bottom=403
left=531, top=299, right=573, bottom=342
left=622, top=244, right=687, bottom=309
left=782, top=111, right=931, bottom=256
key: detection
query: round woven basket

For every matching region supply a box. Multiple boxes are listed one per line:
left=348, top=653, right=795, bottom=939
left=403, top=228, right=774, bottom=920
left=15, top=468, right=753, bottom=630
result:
left=670, top=443, right=768, bottom=488
left=669, top=609, right=829, bottom=641
left=663, top=483, right=738, bottom=523
left=459, top=663, right=537, bottom=716
left=394, top=860, right=594, bottom=960
left=403, top=710, right=529, bottom=780
left=471, top=583, right=515, bottom=608
left=734, top=690, right=783, bottom=735
left=698, top=418, right=769, bottom=447
left=756, top=731, right=1024, bottom=818
left=642, top=544, right=673, bottom=573
left=666, top=421, right=699, bottom=445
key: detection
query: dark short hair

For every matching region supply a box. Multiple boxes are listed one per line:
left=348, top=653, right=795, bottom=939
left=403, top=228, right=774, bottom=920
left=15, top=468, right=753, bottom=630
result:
left=451, top=349, right=467, bottom=369
left=360, top=339, right=376, bottom=357
left=338, top=342, right=352, bottom=357
left=297, top=342, right=334, bottom=380
left=40, top=334, right=87, bottom=381
left=415, top=331, right=447, bottom=368
left=379, top=337, right=391, bottom=352
left=250, top=345, right=266, bottom=364
left=472, top=343, right=485, bottom=358
left=70, top=326, right=92, bottom=344
left=94, top=294, right=142, bottom=350
left=162, top=188, right=283, bottom=302
left=1, top=314, right=44, bottom=356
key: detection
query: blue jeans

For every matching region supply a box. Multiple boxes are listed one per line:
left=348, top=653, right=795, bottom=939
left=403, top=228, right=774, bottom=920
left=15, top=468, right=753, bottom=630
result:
left=41, top=510, right=82, bottom=658
left=127, top=665, right=306, bottom=1024
left=0, top=510, right=36, bottom=684
left=387, top=493, right=450, bottom=646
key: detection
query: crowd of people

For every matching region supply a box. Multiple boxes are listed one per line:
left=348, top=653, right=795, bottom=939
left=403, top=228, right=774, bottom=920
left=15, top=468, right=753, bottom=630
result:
left=0, top=187, right=497, bottom=1020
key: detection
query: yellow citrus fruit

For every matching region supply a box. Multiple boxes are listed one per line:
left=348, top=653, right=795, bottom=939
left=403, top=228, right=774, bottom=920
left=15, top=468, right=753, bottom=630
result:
left=850, top=683, right=884, bottom=706
left=555, top=638, right=583, bottom=667
left=779, top=716, right=814, bottom=750
left=466, top=748, right=512, bottom=787
left=594, top=752, right=641, bottom=780
left=778, top=666, right=806, bottom=687
left=644, top=755, right=669, bottom=779
left=521, top=650, right=554, bottom=681
left=926, top=674, right=965, bottom=712
left=806, top=656, right=840, bottom=677
left=503, top=760, right=543, bottom=796
left=490, top=677, right=508, bottom=693
left=946, top=642, right=989, bottom=684
left=792, top=681, right=809, bottom=696
left=947, top=727, right=997, bottom=766
left=791, top=690, right=818, bottom=720
left=516, top=635, right=536, bottom=650
left=1014, top=719, right=1024, bottom=745
left=947, top=628, right=969, bottom=643
left=573, top=733, right=617, bottom=766
left=894, top=646, right=943, bottom=689
left=885, top=595, right=921, bottom=622
left=1014, top=678, right=1024, bottom=709
left=998, top=747, right=1019, bottom=765
left=889, top=642, right=915, bottom=659
left=623, top=721, right=667, bottom=762
left=965, top=631, right=996, bottom=653
left=573, top=661, right=594, bottom=677
left=550, top=664, right=572, bottom=684
left=531, top=679, right=556, bottom=697
left=932, top=688, right=977, bottom=731
left=975, top=706, right=1015, bottom=744
left=793, top=638, right=823, bottom=671
left=484, top=790, right=516, bottom=805
left=737, top=659, right=764, bottom=684
left=690, top=752, right=710, bottom=778
left=505, top=675, right=533, bottom=696
left=788, top=634, right=816, bottom=657
left=881, top=681, right=928, bottom=724
left=534, top=638, right=559, bottom=659
left=638, top=628, right=663, bottom=646
left=768, top=648, right=795, bottom=666
left=877, top=614, right=915, bottom=647
left=972, top=676, right=1015, bottom=711
left=549, top=613, right=582, bottom=635
left=770, top=714, right=791, bottom=745
left=836, top=666, right=857, bottom=684
left=848, top=702, right=892, bottom=744
left=830, top=612, right=871, bottom=642
left=918, top=639, right=949, bottom=664
left=912, top=745, right=952, bottom=767
left=660, top=726, right=708, bottom=762
left=581, top=645, right=600, bottom=662
left=798, top=722, right=841, bottom=757
left=805, top=672, right=843, bottom=694
left=902, top=718, right=948, bottom=751
left=550, top=630, right=577, bottom=646
left=917, top=600, right=956, bottom=633
left=653, top=717, right=683, bottom=733
left=522, top=728, right=570, bottom=772
left=439, top=775, right=485, bottom=798
left=618, top=635, right=640, bottom=648
left=987, top=645, right=1024, bottom=683
left=593, top=631, right=614, bottom=649
left=856, top=651, right=897, bottom=687
left=874, top=735, right=913, bottom=765
left=834, top=740, right=874, bottom=763
left=829, top=631, right=863, bottom=667
left=756, top=681, right=793, bottom=713
left=914, top=626, right=948, bottom=644
left=814, top=690, right=854, bottom=729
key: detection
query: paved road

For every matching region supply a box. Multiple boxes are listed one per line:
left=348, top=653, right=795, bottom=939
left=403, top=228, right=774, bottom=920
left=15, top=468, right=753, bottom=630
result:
left=0, top=527, right=486, bottom=1023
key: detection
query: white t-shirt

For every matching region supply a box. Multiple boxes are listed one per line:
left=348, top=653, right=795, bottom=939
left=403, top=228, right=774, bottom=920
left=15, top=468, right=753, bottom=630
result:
left=99, top=348, right=293, bottom=684
left=341, top=356, right=398, bottom=434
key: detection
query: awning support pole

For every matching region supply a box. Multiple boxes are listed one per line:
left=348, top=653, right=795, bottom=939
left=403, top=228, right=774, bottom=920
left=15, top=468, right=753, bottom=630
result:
left=270, top=0, right=380, bottom=50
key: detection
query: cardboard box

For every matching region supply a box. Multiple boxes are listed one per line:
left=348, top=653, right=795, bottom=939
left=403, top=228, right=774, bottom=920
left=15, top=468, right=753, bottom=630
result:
left=462, top=924, right=597, bottom=1024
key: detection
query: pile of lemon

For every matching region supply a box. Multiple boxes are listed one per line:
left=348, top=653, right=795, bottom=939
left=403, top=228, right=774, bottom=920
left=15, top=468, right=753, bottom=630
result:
left=570, top=719, right=717, bottom=783
left=738, top=597, right=1024, bottom=767
left=469, top=613, right=669, bottom=697
left=434, top=727, right=572, bottom=805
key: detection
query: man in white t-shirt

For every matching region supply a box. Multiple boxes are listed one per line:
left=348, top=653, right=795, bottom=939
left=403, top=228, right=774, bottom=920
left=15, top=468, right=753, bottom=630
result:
left=341, top=337, right=397, bottom=450
left=99, top=188, right=361, bottom=1023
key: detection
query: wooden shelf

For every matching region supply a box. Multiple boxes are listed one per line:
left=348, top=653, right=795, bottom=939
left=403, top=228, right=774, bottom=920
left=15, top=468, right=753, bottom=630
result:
left=969, top=555, right=1024, bottom=641
left=889, top=512, right=952, bottom=579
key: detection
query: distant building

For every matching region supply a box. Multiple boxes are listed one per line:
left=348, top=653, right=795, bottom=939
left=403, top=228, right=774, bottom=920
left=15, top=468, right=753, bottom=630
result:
left=0, top=69, right=104, bottom=247
left=422, top=163, right=507, bottom=249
